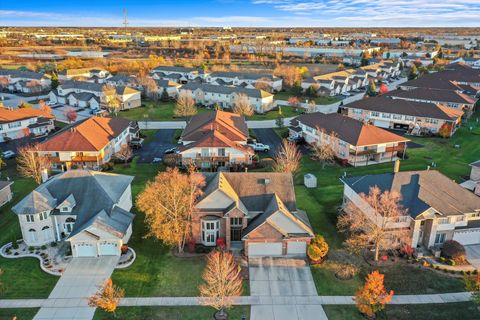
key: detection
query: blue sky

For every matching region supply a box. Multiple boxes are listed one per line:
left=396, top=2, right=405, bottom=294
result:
left=1, top=0, right=479, bottom=27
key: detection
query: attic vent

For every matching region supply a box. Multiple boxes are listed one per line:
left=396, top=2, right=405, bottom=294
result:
left=259, top=178, right=271, bottom=185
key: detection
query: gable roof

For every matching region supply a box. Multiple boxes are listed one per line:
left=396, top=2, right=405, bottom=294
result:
left=210, top=72, right=278, bottom=81
left=180, top=83, right=272, bottom=99
left=342, top=170, right=480, bottom=218
left=58, top=80, right=103, bottom=92
left=181, top=110, right=248, bottom=142
left=294, top=112, right=409, bottom=146
left=0, top=107, right=53, bottom=124
left=0, top=69, right=46, bottom=80
left=12, top=170, right=134, bottom=238
left=179, top=130, right=253, bottom=154
left=39, top=117, right=131, bottom=152
left=389, top=88, right=476, bottom=105
left=347, top=96, right=457, bottom=121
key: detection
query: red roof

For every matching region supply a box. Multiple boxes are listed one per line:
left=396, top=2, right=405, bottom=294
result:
left=0, top=107, right=53, bottom=124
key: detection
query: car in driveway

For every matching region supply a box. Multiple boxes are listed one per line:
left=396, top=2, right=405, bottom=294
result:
left=287, top=136, right=305, bottom=145
left=248, top=142, right=270, bottom=152
left=164, top=147, right=179, bottom=154
left=2, top=150, right=15, bottom=159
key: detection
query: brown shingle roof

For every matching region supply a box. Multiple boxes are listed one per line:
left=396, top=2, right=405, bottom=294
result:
left=294, top=112, right=408, bottom=147
left=181, top=111, right=248, bottom=142
left=389, top=88, right=476, bottom=105
left=39, top=117, right=130, bottom=152
left=179, top=130, right=253, bottom=154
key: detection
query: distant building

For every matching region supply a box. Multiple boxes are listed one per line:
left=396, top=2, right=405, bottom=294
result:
left=0, top=108, right=54, bottom=142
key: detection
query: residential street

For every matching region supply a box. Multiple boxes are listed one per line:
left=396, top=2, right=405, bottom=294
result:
left=249, top=258, right=328, bottom=320
left=136, top=129, right=177, bottom=163
left=33, top=257, right=118, bottom=320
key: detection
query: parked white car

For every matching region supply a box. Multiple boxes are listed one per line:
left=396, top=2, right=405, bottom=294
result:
left=248, top=143, right=270, bottom=152
left=2, top=150, right=16, bottom=159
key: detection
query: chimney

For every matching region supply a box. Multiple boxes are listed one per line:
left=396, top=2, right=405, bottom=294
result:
left=41, top=169, right=49, bottom=183
left=393, top=159, right=400, bottom=173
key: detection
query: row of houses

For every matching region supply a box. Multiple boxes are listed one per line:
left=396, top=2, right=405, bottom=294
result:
left=0, top=69, right=51, bottom=94
left=302, top=60, right=402, bottom=96
left=0, top=107, right=55, bottom=142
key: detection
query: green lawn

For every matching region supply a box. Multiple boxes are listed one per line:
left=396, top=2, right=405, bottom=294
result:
left=248, top=106, right=303, bottom=120
left=0, top=308, right=39, bottom=320
left=109, top=159, right=207, bottom=297
left=323, top=302, right=480, bottom=320
left=0, top=160, right=58, bottom=299
left=117, top=100, right=211, bottom=122
left=274, top=90, right=340, bottom=105
left=94, top=306, right=250, bottom=320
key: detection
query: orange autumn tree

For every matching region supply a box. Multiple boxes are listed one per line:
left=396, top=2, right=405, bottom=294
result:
left=88, top=278, right=124, bottom=317
left=354, top=271, right=393, bottom=318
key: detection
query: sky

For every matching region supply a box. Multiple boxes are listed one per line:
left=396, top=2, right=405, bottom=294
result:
left=1, top=0, right=480, bottom=28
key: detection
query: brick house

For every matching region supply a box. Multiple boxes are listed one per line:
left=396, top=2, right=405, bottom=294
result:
left=192, top=172, right=313, bottom=257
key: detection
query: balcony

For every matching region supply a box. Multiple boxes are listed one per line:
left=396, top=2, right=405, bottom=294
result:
left=386, top=144, right=406, bottom=153
left=195, top=154, right=230, bottom=162
left=71, top=156, right=99, bottom=162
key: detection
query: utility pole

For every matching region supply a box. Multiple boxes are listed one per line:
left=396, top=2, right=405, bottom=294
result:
left=123, top=8, right=128, bottom=36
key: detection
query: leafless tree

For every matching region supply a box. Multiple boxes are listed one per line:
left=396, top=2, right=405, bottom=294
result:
left=175, top=91, right=197, bottom=119
left=273, top=139, right=302, bottom=174
left=311, top=129, right=338, bottom=169
left=232, top=93, right=254, bottom=117
left=337, top=186, right=410, bottom=261
left=115, top=144, right=133, bottom=165
left=254, top=78, right=272, bottom=92
left=17, top=144, right=51, bottom=185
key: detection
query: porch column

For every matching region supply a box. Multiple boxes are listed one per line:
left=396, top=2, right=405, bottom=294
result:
left=53, top=215, right=61, bottom=241
left=225, top=217, right=231, bottom=250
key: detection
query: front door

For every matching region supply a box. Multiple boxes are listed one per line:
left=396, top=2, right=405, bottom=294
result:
left=202, top=220, right=219, bottom=246
left=230, top=217, right=242, bottom=242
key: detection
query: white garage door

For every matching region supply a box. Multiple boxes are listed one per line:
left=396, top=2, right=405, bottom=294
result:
left=99, top=243, right=119, bottom=256
left=453, top=229, right=480, bottom=245
left=374, top=119, right=390, bottom=129
left=75, top=243, right=97, bottom=257
left=287, top=242, right=307, bottom=257
left=248, top=243, right=283, bottom=257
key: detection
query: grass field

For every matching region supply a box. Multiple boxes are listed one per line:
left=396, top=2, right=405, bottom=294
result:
left=323, top=302, right=480, bottom=320
left=0, top=308, right=39, bottom=320
left=94, top=306, right=250, bottom=320
left=274, top=90, right=340, bottom=105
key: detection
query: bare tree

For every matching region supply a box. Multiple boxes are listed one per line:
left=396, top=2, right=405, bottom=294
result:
left=199, top=251, right=243, bottom=318
left=175, top=91, right=197, bottom=119
left=88, top=278, right=124, bottom=318
left=136, top=167, right=205, bottom=253
left=337, top=186, right=410, bottom=261
left=102, top=85, right=121, bottom=115
left=17, top=144, right=51, bottom=184
left=114, top=144, right=133, bottom=165
left=232, top=93, right=254, bottom=117
left=273, top=139, right=302, bottom=174
left=273, top=65, right=301, bottom=87
left=311, top=129, right=338, bottom=169
left=254, top=78, right=272, bottom=92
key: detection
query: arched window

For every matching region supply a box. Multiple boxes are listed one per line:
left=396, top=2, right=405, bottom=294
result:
left=42, top=226, right=52, bottom=241
left=28, top=228, right=37, bottom=243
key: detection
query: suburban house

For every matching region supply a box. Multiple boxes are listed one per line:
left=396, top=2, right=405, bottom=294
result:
left=150, top=66, right=208, bottom=83
left=178, top=111, right=253, bottom=170
left=105, top=74, right=143, bottom=90
left=58, top=68, right=110, bottom=83
left=341, top=169, right=480, bottom=249
left=0, top=107, right=55, bottom=142
left=153, top=79, right=182, bottom=98
left=37, top=117, right=135, bottom=170
left=179, top=83, right=274, bottom=113
left=460, top=160, right=480, bottom=196
left=193, top=172, right=314, bottom=257
left=206, top=72, right=283, bottom=92
left=12, top=170, right=134, bottom=258
left=388, top=88, right=477, bottom=117
left=0, top=181, right=13, bottom=208
left=452, top=57, right=480, bottom=69
left=49, top=81, right=141, bottom=110
left=0, top=69, right=51, bottom=94
left=345, top=96, right=464, bottom=136
left=289, top=113, right=409, bottom=167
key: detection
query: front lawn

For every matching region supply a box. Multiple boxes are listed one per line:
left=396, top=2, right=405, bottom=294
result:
left=94, top=306, right=250, bottom=320
left=323, top=302, right=480, bottom=320
left=110, top=160, right=206, bottom=297
left=274, top=90, right=340, bottom=105
left=116, top=100, right=210, bottom=121
left=0, top=161, right=58, bottom=299
left=0, top=308, right=39, bottom=320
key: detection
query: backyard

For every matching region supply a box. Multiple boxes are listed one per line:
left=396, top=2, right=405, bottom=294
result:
left=274, top=89, right=340, bottom=105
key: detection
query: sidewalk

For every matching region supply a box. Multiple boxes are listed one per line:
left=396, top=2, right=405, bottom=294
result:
left=0, top=292, right=472, bottom=309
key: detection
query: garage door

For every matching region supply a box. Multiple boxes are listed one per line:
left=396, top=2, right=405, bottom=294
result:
left=75, top=243, right=97, bottom=257
left=374, top=119, right=390, bottom=129
left=248, top=243, right=283, bottom=257
left=453, top=229, right=480, bottom=245
left=287, top=242, right=307, bottom=257
left=99, top=243, right=119, bottom=256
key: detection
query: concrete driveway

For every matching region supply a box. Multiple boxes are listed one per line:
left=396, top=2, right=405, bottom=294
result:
left=465, top=245, right=480, bottom=269
left=136, top=129, right=177, bottom=163
left=249, top=257, right=327, bottom=320
left=34, top=257, right=118, bottom=320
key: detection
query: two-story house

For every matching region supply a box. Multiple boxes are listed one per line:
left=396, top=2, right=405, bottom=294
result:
left=461, top=160, right=480, bottom=197
left=37, top=117, right=134, bottom=170
left=345, top=96, right=464, bottom=137
left=179, top=83, right=274, bottom=113
left=193, top=172, right=314, bottom=257
left=12, top=170, right=134, bottom=257
left=0, top=69, right=51, bottom=94
left=178, top=111, right=254, bottom=170
left=206, top=72, right=283, bottom=92
left=342, top=169, right=480, bottom=249
left=0, top=107, right=55, bottom=142
left=58, top=68, right=110, bottom=83
left=150, top=66, right=208, bottom=84
left=289, top=113, right=409, bottom=167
